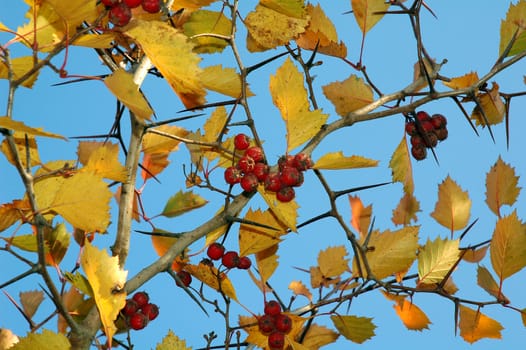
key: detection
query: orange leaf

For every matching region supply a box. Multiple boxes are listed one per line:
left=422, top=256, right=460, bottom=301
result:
left=462, top=245, right=489, bottom=263
left=389, top=134, right=414, bottom=194
left=349, top=195, right=372, bottom=239
left=471, top=82, right=505, bottom=126
left=351, top=0, right=390, bottom=34
left=477, top=265, right=509, bottom=303
left=485, top=156, right=521, bottom=217
left=288, top=280, right=312, bottom=301
left=391, top=192, right=420, bottom=226
left=490, top=210, right=526, bottom=282
left=322, top=75, right=373, bottom=117
left=431, top=176, right=471, bottom=232
left=150, top=231, right=188, bottom=272
left=393, top=299, right=431, bottom=331
left=459, top=305, right=503, bottom=343
left=442, top=71, right=479, bottom=90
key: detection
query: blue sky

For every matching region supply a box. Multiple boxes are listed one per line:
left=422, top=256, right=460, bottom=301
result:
left=1, top=1, right=526, bottom=349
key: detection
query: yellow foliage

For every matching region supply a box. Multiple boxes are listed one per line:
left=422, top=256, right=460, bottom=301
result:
left=322, top=75, right=373, bottom=117
left=471, top=82, right=505, bottom=126
left=418, top=237, right=460, bottom=285
left=330, top=315, right=376, bottom=344
left=391, top=192, right=420, bottom=226
left=238, top=209, right=286, bottom=256
left=485, top=156, right=520, bottom=217
left=389, top=135, right=414, bottom=194
left=350, top=0, right=390, bottom=34
left=442, top=71, right=479, bottom=90
left=0, top=57, right=40, bottom=88
left=431, top=176, right=471, bottom=232
left=185, top=263, right=237, bottom=301
left=313, top=151, right=378, bottom=170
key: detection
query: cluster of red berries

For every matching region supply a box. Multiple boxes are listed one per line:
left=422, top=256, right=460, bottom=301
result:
left=258, top=301, right=292, bottom=350
left=224, top=133, right=313, bottom=203
left=207, top=242, right=252, bottom=270
left=103, top=0, right=162, bottom=27
left=405, top=111, right=448, bottom=161
left=120, top=291, right=159, bottom=331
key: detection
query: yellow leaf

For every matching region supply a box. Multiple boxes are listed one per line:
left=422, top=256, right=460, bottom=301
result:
left=185, top=263, right=237, bottom=301
left=318, top=246, right=349, bottom=278
left=183, top=10, right=232, bottom=54
left=239, top=209, right=286, bottom=256
left=9, top=329, right=69, bottom=350
left=490, top=210, right=526, bottom=281
left=201, top=65, right=254, bottom=98
left=459, top=305, right=503, bottom=343
left=288, top=280, right=312, bottom=301
left=269, top=58, right=328, bottom=152
left=389, top=135, right=414, bottom=194
left=330, top=315, right=376, bottom=344
left=393, top=299, right=431, bottom=331
left=79, top=142, right=127, bottom=182
left=349, top=195, right=372, bottom=239
left=301, top=324, right=339, bottom=349
left=0, top=200, right=30, bottom=232
left=0, top=328, right=19, bottom=349
left=80, top=241, right=127, bottom=347
left=442, top=71, right=479, bottom=90
left=354, top=226, right=419, bottom=280
left=72, top=33, right=116, bottom=48
left=44, top=223, right=70, bottom=267
left=155, top=330, right=192, bottom=350
left=126, top=20, right=205, bottom=109
left=35, top=172, right=112, bottom=232
left=258, top=184, right=299, bottom=232
left=0, top=57, right=40, bottom=88
left=310, top=265, right=339, bottom=289
left=314, top=151, right=378, bottom=170
left=1, top=132, right=41, bottom=169
left=0, top=117, right=65, bottom=139
left=296, top=4, right=347, bottom=58
left=246, top=3, right=308, bottom=52
left=171, top=0, right=215, bottom=12
left=431, top=176, right=471, bottom=232
left=418, top=237, right=460, bottom=285
left=471, top=82, right=505, bottom=126
left=485, top=156, right=521, bottom=217
left=463, top=245, right=489, bottom=263
left=351, top=0, right=390, bottom=34
left=58, top=287, right=87, bottom=333
left=391, top=192, right=420, bottom=226
left=322, top=75, right=373, bottom=117
left=104, top=68, right=153, bottom=121
left=499, top=1, right=526, bottom=56
left=20, top=290, right=44, bottom=319
left=161, top=190, right=208, bottom=218
left=477, top=265, right=509, bottom=303
left=256, top=244, right=279, bottom=284
left=202, top=107, right=228, bottom=144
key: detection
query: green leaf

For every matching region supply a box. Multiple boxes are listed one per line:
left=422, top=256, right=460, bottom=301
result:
left=161, top=190, right=208, bottom=218
left=331, top=315, right=376, bottom=344
left=418, top=237, right=460, bottom=285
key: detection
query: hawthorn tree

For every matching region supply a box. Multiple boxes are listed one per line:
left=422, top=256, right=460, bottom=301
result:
left=1, top=0, right=526, bottom=349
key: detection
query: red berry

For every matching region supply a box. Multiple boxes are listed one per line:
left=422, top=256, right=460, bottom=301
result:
left=122, top=299, right=139, bottom=317
left=258, top=314, right=276, bottom=335
left=431, top=114, right=447, bottom=129
left=224, top=166, right=242, bottom=185
left=109, top=3, right=132, bottom=26
left=435, top=127, right=448, bottom=141
left=274, top=314, right=292, bottom=334
left=222, top=251, right=240, bottom=269
left=411, top=145, right=427, bottom=161
left=237, top=156, right=256, bottom=174
left=279, top=166, right=301, bottom=187
left=264, top=300, right=282, bottom=316
left=245, top=146, right=264, bottom=163
left=416, top=111, right=430, bottom=122
left=207, top=242, right=225, bottom=260
left=132, top=291, right=149, bottom=308
left=176, top=271, right=192, bottom=287
left=419, top=120, right=434, bottom=133
left=267, top=331, right=285, bottom=350
left=141, top=0, right=161, bottom=13
left=405, top=121, right=418, bottom=136
left=234, top=133, right=251, bottom=151
left=102, top=0, right=119, bottom=6
left=410, top=134, right=424, bottom=147
left=278, top=154, right=295, bottom=171
left=124, top=0, right=142, bottom=7
left=423, top=132, right=438, bottom=148
left=128, top=312, right=149, bottom=330
left=253, top=162, right=269, bottom=181
left=264, top=172, right=282, bottom=192
left=240, top=173, right=259, bottom=192
left=276, top=186, right=295, bottom=203
left=293, top=153, right=313, bottom=171
left=237, top=256, right=252, bottom=270
left=140, top=303, right=159, bottom=321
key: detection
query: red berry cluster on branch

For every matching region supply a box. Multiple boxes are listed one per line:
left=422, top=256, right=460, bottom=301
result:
left=405, top=111, right=449, bottom=161
left=258, top=301, right=292, bottom=350
left=224, top=133, right=313, bottom=203
left=206, top=242, right=252, bottom=270
left=103, top=0, right=162, bottom=27
left=120, top=291, right=159, bottom=331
